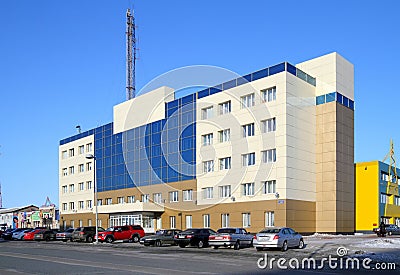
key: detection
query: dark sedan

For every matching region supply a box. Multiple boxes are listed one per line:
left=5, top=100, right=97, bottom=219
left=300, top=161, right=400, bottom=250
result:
left=34, top=229, right=59, bottom=241
left=174, top=228, right=216, bottom=248
left=140, top=229, right=182, bottom=247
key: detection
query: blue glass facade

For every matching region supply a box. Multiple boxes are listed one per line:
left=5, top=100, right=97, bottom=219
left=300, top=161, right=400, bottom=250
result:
left=316, top=92, right=355, bottom=110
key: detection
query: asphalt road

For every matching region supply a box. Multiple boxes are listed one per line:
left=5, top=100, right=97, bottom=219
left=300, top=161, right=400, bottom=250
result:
left=0, top=237, right=399, bottom=274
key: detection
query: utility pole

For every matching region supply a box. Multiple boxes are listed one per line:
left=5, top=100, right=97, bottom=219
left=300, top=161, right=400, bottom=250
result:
left=126, top=8, right=137, bottom=100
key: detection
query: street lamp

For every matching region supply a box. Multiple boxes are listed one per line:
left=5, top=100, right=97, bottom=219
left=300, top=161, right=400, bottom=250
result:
left=86, top=154, right=98, bottom=244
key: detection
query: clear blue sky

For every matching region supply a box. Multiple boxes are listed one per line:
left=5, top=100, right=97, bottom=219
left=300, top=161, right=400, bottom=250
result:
left=1, top=0, right=399, bottom=208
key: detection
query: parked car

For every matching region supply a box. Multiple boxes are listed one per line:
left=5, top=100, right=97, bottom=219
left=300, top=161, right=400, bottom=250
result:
left=373, top=224, right=400, bottom=236
left=23, top=229, right=43, bottom=241
left=140, top=229, right=182, bottom=247
left=56, top=228, right=75, bottom=242
left=208, top=228, right=253, bottom=250
left=34, top=229, right=59, bottom=241
left=174, top=228, right=216, bottom=248
left=12, top=229, right=33, bottom=240
left=253, top=227, right=304, bottom=252
left=96, top=225, right=145, bottom=243
left=72, top=226, right=105, bottom=243
left=2, top=228, right=18, bottom=240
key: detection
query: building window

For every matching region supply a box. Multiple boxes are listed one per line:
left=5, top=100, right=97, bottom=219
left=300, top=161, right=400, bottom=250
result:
left=203, top=187, right=213, bottom=199
left=262, top=149, right=276, bottom=163
left=69, top=202, right=75, bottom=210
left=262, top=118, right=276, bottom=133
left=219, top=129, right=230, bottom=143
left=380, top=193, right=390, bottom=204
left=153, top=193, right=162, bottom=204
left=88, top=219, right=92, bottom=226
left=219, top=101, right=231, bottom=115
left=69, top=148, right=75, bottom=157
left=241, top=93, right=255, bottom=108
left=86, top=143, right=93, bottom=152
left=62, top=203, right=67, bottom=211
left=219, top=185, right=231, bottom=198
left=202, top=106, right=213, bottom=119
left=78, top=182, right=84, bottom=191
left=63, top=221, right=67, bottom=230
left=169, top=191, right=179, bottom=202
left=395, top=196, right=400, bottom=206
left=202, top=133, right=213, bottom=146
left=219, top=157, right=231, bottom=170
left=97, top=199, right=103, bottom=206
left=86, top=181, right=92, bottom=190
left=86, top=162, right=92, bottom=171
left=78, top=164, right=84, bottom=173
left=265, top=211, right=275, bottom=227
left=71, top=220, right=75, bottom=228
left=62, top=150, right=68, bottom=159
left=69, top=184, right=75, bottom=193
left=97, top=219, right=102, bottom=227
left=86, top=200, right=92, bottom=209
left=69, top=166, right=75, bottom=175
left=117, top=197, right=125, bottom=204
left=78, top=145, right=84, bottom=155
left=242, top=182, right=255, bottom=196
left=263, top=180, right=276, bottom=194
left=242, top=153, right=256, bottom=166
left=105, top=198, right=112, bottom=205
left=242, top=213, right=251, bottom=228
left=203, top=214, right=210, bottom=228
left=62, top=168, right=68, bottom=176
left=142, top=194, right=150, bottom=203
left=203, top=160, right=214, bottom=173
left=186, top=215, right=192, bottom=229
left=221, top=213, right=230, bottom=228
left=78, top=201, right=84, bottom=210
left=127, top=195, right=135, bottom=203
left=183, top=189, right=193, bottom=201
left=62, top=185, right=68, bottom=194
left=261, top=87, right=276, bottom=102
left=242, top=123, right=255, bottom=137
left=170, top=216, right=176, bottom=229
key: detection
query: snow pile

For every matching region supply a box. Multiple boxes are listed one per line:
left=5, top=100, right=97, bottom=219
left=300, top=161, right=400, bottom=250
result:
left=358, top=238, right=400, bottom=248
left=304, top=233, right=346, bottom=239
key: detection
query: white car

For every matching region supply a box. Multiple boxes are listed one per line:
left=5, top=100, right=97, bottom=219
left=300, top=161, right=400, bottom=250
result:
left=12, top=229, right=33, bottom=240
left=253, top=227, right=304, bottom=251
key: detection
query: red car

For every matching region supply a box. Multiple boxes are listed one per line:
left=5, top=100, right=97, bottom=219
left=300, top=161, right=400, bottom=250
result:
left=96, top=225, right=145, bottom=243
left=24, top=229, right=43, bottom=241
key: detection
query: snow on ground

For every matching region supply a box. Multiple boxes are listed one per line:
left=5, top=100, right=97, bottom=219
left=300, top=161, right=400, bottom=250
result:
left=356, top=238, right=400, bottom=248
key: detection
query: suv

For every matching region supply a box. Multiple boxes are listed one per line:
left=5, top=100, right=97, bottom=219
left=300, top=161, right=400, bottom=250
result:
left=97, top=225, right=145, bottom=243
left=71, top=226, right=105, bottom=242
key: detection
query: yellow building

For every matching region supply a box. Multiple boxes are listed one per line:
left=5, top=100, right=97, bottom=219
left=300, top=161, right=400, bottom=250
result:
left=355, top=161, right=400, bottom=232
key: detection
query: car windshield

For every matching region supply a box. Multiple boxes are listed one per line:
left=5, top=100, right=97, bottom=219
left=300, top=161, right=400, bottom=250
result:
left=66, top=228, right=75, bottom=233
left=259, top=228, right=280, bottom=234
left=217, top=228, right=236, bottom=234
left=105, top=227, right=114, bottom=232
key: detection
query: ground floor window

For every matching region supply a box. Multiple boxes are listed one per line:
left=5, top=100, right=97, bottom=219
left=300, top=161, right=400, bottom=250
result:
left=395, top=218, right=400, bottom=227
left=265, top=211, right=274, bottom=227
left=71, top=220, right=75, bottom=228
left=88, top=219, right=92, bottom=226
left=221, top=213, right=229, bottom=228
left=203, top=214, right=210, bottom=228
left=79, top=220, right=83, bottom=227
left=63, top=221, right=67, bottom=230
left=242, top=213, right=251, bottom=228
left=186, top=215, right=192, bottom=229
left=380, top=216, right=390, bottom=224
left=170, top=216, right=176, bottom=229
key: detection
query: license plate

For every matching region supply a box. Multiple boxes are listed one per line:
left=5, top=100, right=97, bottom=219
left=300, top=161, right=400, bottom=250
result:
left=179, top=236, right=185, bottom=239
left=259, top=237, right=269, bottom=241
left=215, top=236, right=223, bottom=240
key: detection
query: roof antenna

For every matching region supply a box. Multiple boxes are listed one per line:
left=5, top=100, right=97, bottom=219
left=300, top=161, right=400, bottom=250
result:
left=126, top=8, right=137, bottom=100
left=76, top=125, right=81, bottom=134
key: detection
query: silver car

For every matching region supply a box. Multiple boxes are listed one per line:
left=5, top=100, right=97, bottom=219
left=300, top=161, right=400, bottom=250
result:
left=253, top=227, right=304, bottom=251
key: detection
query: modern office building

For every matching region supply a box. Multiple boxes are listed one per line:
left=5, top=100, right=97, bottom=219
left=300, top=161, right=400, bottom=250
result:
left=59, top=52, right=354, bottom=233
left=355, top=161, right=400, bottom=232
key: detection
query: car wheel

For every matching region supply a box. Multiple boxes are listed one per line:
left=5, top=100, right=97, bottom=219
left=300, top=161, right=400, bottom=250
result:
left=155, top=240, right=162, bottom=247
left=234, top=241, right=240, bottom=250
left=213, top=246, right=219, bottom=249
left=86, top=235, right=94, bottom=243
left=132, top=235, right=140, bottom=243
left=105, top=236, right=113, bottom=243
left=179, top=243, right=186, bottom=248
left=297, top=239, right=304, bottom=249
left=45, top=236, right=50, bottom=242
left=256, top=247, right=263, bottom=251
left=281, top=241, right=288, bottom=252
left=197, top=240, right=205, bottom=248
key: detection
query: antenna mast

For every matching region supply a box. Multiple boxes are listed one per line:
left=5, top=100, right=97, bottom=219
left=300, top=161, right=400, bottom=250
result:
left=383, top=139, right=398, bottom=184
left=0, top=182, right=2, bottom=208
left=126, top=8, right=136, bottom=100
